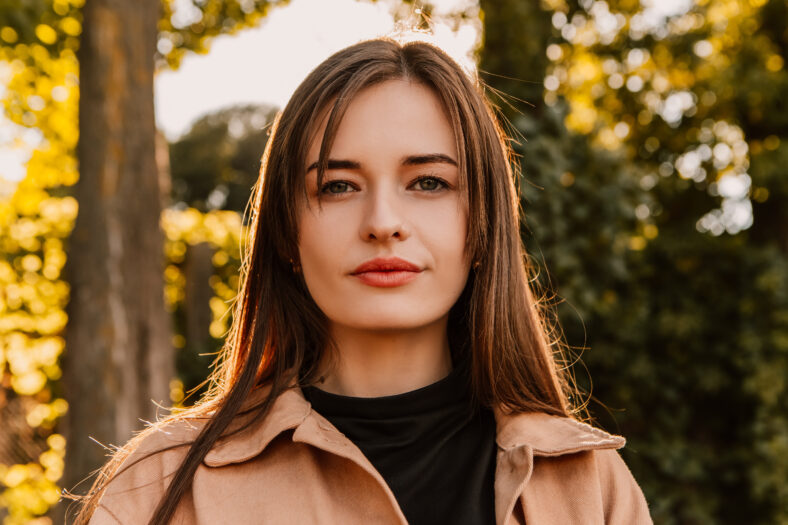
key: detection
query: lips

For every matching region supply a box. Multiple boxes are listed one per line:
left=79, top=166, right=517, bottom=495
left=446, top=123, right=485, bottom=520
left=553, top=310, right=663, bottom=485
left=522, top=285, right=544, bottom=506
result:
left=351, top=257, right=423, bottom=288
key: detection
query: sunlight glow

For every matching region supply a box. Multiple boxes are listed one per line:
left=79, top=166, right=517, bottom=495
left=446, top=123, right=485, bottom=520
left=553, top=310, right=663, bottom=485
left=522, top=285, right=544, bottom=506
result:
left=154, top=0, right=481, bottom=141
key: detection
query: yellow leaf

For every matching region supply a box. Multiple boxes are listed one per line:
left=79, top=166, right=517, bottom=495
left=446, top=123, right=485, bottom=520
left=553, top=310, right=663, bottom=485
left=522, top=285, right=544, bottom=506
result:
left=60, top=17, right=82, bottom=37
left=0, top=26, right=19, bottom=44
left=11, top=370, right=47, bottom=396
left=34, top=25, right=58, bottom=45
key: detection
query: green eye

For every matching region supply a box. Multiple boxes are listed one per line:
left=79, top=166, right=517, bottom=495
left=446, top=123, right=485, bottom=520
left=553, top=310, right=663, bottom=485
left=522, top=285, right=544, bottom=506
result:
left=413, top=176, right=448, bottom=191
left=418, top=178, right=439, bottom=190
left=322, top=181, right=351, bottom=194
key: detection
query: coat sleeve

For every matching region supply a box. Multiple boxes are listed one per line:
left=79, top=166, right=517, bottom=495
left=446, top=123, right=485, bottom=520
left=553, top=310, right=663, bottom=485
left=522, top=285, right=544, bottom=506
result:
left=594, top=448, right=653, bottom=525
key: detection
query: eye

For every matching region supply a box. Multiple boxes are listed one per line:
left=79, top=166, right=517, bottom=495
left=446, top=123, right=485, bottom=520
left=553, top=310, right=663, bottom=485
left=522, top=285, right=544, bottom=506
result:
left=320, top=180, right=356, bottom=195
left=411, top=175, right=449, bottom=192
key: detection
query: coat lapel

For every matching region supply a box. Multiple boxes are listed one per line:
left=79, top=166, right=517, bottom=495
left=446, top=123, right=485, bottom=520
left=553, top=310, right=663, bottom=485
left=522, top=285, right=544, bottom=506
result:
left=203, top=382, right=409, bottom=523
left=203, top=384, right=309, bottom=467
left=492, top=408, right=626, bottom=525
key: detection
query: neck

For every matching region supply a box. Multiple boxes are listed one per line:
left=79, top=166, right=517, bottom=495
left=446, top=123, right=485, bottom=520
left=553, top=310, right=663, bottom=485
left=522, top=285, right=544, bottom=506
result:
left=315, top=316, right=453, bottom=397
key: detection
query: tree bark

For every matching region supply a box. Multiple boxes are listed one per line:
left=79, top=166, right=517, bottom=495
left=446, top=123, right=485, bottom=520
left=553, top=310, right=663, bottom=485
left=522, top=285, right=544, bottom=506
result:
left=184, top=242, right=214, bottom=353
left=61, top=0, right=173, bottom=501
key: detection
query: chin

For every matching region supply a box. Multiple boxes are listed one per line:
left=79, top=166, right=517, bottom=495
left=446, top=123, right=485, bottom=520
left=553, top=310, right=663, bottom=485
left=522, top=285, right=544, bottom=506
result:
left=347, top=319, right=431, bottom=332
left=334, top=307, right=449, bottom=332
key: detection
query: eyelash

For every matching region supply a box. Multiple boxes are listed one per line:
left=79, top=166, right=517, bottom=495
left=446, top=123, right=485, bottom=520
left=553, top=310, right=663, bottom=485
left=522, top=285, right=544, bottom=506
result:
left=319, top=175, right=450, bottom=196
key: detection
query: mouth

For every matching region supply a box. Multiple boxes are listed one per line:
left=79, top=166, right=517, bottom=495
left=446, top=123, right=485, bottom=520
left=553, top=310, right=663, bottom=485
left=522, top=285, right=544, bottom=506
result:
left=351, top=257, right=423, bottom=288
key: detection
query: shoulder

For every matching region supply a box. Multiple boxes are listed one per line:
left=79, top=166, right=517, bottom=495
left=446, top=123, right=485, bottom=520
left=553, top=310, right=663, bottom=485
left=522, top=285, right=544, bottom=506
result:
left=89, top=417, right=207, bottom=524
left=495, top=410, right=653, bottom=524
left=525, top=447, right=653, bottom=525
left=561, top=447, right=653, bottom=524
left=591, top=446, right=648, bottom=502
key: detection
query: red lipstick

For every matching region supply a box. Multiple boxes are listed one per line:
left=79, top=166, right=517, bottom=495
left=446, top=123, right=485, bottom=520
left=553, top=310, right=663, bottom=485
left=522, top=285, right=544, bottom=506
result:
left=351, top=257, right=423, bottom=288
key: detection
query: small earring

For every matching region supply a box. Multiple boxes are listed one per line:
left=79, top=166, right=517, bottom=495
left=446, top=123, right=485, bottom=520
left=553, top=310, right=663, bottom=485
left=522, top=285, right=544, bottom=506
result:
left=289, top=258, right=301, bottom=273
left=472, top=260, right=481, bottom=270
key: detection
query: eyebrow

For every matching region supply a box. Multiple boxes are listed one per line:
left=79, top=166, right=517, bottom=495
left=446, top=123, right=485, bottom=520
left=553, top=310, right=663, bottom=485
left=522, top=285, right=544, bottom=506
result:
left=305, top=153, right=457, bottom=173
left=306, top=159, right=361, bottom=173
left=402, top=153, right=458, bottom=167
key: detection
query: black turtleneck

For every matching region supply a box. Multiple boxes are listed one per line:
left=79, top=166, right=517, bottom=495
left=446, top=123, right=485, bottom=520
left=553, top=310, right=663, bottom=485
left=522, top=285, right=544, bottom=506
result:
left=301, top=361, right=497, bottom=525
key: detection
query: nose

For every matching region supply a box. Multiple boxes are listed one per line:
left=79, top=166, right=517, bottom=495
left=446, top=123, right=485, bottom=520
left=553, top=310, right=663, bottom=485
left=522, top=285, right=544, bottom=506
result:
left=359, top=183, right=410, bottom=242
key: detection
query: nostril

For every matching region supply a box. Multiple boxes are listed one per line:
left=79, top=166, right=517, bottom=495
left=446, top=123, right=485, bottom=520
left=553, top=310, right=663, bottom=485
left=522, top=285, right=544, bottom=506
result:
left=364, top=228, right=404, bottom=241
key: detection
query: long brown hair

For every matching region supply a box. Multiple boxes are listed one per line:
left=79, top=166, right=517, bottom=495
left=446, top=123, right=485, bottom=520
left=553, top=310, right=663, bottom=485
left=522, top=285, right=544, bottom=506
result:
left=67, top=37, right=578, bottom=524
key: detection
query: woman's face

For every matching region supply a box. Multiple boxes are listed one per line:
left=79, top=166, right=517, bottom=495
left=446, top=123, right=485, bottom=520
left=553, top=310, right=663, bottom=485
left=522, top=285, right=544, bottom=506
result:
left=297, top=79, right=470, bottom=332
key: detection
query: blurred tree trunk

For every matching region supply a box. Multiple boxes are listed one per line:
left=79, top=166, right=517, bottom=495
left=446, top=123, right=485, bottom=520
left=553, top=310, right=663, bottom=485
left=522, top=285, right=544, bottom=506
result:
left=180, top=242, right=216, bottom=401
left=184, top=242, right=214, bottom=353
left=61, top=0, right=173, bottom=501
left=156, top=128, right=173, bottom=211
left=478, top=0, right=553, bottom=120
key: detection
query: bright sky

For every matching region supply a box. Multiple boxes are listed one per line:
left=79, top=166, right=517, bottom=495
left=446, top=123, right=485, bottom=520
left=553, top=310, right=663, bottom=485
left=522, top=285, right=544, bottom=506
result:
left=155, top=0, right=480, bottom=141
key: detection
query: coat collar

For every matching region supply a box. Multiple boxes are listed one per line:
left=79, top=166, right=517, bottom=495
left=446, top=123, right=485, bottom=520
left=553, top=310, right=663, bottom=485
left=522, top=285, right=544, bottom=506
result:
left=201, top=381, right=624, bottom=467
left=493, top=406, right=625, bottom=455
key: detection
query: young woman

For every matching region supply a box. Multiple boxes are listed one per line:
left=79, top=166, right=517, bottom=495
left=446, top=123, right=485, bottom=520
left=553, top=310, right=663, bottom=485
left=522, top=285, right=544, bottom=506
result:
left=71, top=37, right=652, bottom=524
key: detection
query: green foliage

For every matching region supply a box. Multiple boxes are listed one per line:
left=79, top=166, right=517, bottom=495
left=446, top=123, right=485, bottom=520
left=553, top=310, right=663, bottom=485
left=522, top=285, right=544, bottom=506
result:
left=165, top=105, right=280, bottom=401
left=0, top=0, right=81, bottom=55
left=161, top=207, right=245, bottom=406
left=169, top=104, right=277, bottom=213
left=479, top=0, right=788, bottom=523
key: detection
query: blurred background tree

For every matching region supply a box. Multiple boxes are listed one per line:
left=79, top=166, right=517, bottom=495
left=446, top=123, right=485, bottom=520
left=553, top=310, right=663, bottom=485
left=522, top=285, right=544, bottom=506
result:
left=64, top=2, right=175, bottom=518
left=0, top=0, right=785, bottom=523
left=0, top=0, right=284, bottom=522
left=164, top=103, right=277, bottom=408
left=168, top=103, right=277, bottom=213
left=478, top=0, right=788, bottom=523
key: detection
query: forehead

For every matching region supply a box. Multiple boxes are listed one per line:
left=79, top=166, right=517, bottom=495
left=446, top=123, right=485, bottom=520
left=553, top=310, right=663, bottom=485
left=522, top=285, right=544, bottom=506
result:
left=306, top=79, right=457, bottom=163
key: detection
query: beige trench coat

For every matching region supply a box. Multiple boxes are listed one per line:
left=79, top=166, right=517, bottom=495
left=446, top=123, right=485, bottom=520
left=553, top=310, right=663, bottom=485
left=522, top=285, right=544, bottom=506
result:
left=89, top=383, right=653, bottom=525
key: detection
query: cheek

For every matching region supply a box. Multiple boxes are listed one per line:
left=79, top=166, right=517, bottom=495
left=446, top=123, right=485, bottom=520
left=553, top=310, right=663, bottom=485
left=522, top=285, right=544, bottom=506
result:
left=414, top=205, right=471, bottom=298
left=298, top=210, right=330, bottom=270
left=296, top=206, right=350, bottom=295
left=421, top=201, right=469, bottom=262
